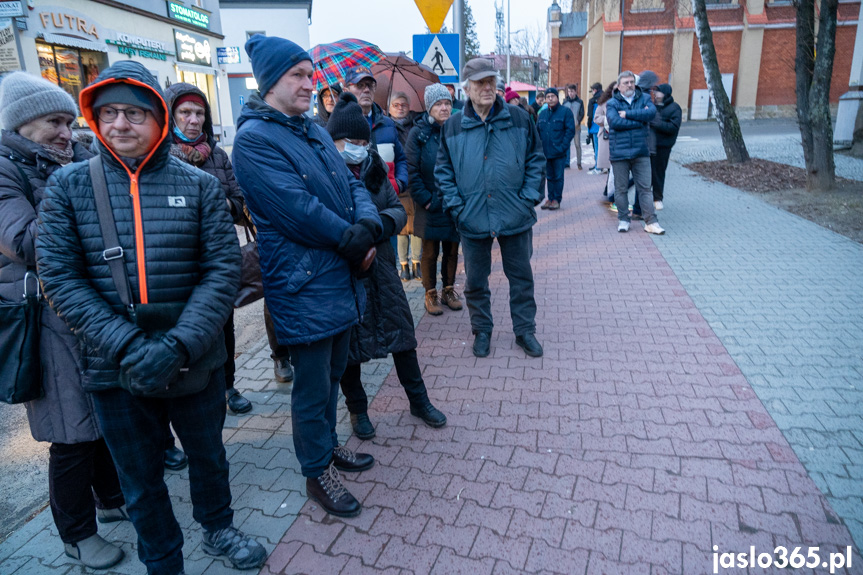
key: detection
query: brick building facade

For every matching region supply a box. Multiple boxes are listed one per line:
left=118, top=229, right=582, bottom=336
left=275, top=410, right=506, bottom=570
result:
left=547, top=0, right=860, bottom=120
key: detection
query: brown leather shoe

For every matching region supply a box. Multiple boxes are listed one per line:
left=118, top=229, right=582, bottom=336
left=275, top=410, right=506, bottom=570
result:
left=441, top=286, right=463, bottom=310
left=425, top=289, right=444, bottom=315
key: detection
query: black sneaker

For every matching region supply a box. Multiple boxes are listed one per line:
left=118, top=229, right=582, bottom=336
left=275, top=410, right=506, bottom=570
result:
left=273, top=358, right=293, bottom=383
left=332, top=445, right=375, bottom=472
left=515, top=333, right=544, bottom=357
left=306, top=464, right=362, bottom=518
left=350, top=413, right=376, bottom=439
left=473, top=332, right=491, bottom=358
left=202, top=525, right=267, bottom=569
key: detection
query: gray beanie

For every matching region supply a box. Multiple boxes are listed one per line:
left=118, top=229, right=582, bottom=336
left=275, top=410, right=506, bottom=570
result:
left=0, top=72, right=77, bottom=131
left=424, top=83, right=452, bottom=111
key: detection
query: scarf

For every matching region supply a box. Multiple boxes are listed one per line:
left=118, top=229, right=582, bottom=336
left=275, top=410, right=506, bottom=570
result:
left=171, top=126, right=211, bottom=166
left=40, top=141, right=75, bottom=166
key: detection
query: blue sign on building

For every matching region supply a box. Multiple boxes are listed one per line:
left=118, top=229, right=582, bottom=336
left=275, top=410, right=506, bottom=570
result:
left=412, top=34, right=459, bottom=83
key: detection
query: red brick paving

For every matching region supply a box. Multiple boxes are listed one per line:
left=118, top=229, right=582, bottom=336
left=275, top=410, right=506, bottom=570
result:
left=266, top=172, right=861, bottom=574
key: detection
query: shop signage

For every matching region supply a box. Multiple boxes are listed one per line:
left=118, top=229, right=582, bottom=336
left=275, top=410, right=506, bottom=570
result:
left=174, top=29, right=211, bottom=67
left=167, top=1, right=210, bottom=30
left=106, top=38, right=173, bottom=61
left=217, top=46, right=239, bottom=65
left=0, top=1, right=23, bottom=18
left=0, top=17, right=21, bottom=72
left=37, top=8, right=103, bottom=40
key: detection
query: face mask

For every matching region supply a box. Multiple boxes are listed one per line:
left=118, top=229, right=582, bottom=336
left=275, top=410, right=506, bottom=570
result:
left=340, top=141, right=369, bottom=165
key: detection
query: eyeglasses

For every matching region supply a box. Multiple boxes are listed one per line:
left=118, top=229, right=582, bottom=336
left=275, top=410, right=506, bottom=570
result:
left=98, top=106, right=149, bottom=125
left=390, top=102, right=409, bottom=109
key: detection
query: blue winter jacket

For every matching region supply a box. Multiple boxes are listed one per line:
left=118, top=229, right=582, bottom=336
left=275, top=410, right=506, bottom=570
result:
left=232, top=94, right=381, bottom=345
left=369, top=103, right=408, bottom=191
left=537, top=103, right=576, bottom=160
left=606, top=87, right=657, bottom=162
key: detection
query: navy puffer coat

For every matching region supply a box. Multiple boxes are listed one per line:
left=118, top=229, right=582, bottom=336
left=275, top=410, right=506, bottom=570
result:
left=435, top=96, right=546, bottom=240
left=347, top=151, right=415, bottom=364
left=606, top=87, right=657, bottom=162
left=537, top=103, right=576, bottom=160
left=406, top=113, right=458, bottom=243
left=35, top=61, right=241, bottom=392
left=232, top=94, right=381, bottom=345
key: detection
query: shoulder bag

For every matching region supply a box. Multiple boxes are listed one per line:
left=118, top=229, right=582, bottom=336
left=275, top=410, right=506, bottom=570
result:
left=89, top=156, right=226, bottom=398
left=234, top=213, right=264, bottom=308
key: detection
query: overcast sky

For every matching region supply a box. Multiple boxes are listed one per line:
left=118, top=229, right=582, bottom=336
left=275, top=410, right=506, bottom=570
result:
left=308, top=0, right=551, bottom=58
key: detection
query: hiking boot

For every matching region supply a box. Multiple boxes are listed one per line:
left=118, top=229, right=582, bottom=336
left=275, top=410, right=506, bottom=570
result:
left=273, top=357, right=293, bottom=383
left=306, top=464, right=361, bottom=518
left=96, top=505, right=129, bottom=524
left=409, top=398, right=447, bottom=428
left=644, top=222, right=666, bottom=235
left=164, top=446, right=188, bottom=471
left=202, top=525, right=266, bottom=570
left=425, top=289, right=444, bottom=315
left=618, top=221, right=630, bottom=233
left=350, top=413, right=376, bottom=439
left=412, top=261, right=422, bottom=280
left=515, top=333, right=544, bottom=357
left=226, top=388, right=252, bottom=414
left=473, top=332, right=491, bottom=358
left=441, top=286, right=463, bottom=311
left=400, top=263, right=411, bottom=282
left=332, top=445, right=375, bottom=472
left=64, top=534, right=124, bottom=570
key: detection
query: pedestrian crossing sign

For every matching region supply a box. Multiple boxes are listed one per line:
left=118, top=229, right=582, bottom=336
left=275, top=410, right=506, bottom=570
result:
left=413, top=33, right=459, bottom=83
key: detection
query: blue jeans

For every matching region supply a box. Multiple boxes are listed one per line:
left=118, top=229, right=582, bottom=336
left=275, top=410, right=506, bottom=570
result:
left=592, top=133, right=599, bottom=165
left=287, top=329, right=350, bottom=477
left=92, top=371, right=233, bottom=575
left=546, top=157, right=567, bottom=203
left=461, top=229, right=537, bottom=336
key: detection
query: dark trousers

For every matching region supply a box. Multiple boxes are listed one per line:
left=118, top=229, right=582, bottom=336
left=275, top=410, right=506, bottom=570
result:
left=545, top=156, right=567, bottom=203
left=339, top=348, right=427, bottom=414
left=287, top=330, right=350, bottom=478
left=460, top=228, right=537, bottom=336
left=49, top=439, right=125, bottom=544
left=92, top=371, right=233, bottom=575
left=420, top=239, right=459, bottom=291
left=264, top=302, right=291, bottom=361
left=224, top=310, right=235, bottom=390
left=652, top=146, right=672, bottom=201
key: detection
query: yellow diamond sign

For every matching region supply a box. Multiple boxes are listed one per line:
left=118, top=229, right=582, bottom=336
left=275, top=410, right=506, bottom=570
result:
left=414, top=0, right=453, bottom=34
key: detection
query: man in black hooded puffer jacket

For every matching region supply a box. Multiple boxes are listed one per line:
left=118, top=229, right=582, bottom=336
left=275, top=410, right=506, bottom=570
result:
left=36, top=61, right=266, bottom=575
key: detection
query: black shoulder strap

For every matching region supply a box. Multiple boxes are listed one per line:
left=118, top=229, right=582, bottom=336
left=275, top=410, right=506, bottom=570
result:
left=88, top=156, right=136, bottom=314
left=6, top=159, right=35, bottom=207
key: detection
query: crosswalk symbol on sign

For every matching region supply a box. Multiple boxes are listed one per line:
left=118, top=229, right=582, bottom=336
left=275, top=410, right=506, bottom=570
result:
left=420, top=36, right=457, bottom=79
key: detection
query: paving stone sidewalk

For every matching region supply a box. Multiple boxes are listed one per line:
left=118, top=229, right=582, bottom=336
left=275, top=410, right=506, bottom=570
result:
left=262, top=170, right=862, bottom=574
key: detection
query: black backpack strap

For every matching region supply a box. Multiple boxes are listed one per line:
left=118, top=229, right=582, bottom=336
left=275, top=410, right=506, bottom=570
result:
left=88, top=156, right=136, bottom=316
left=3, top=156, right=36, bottom=207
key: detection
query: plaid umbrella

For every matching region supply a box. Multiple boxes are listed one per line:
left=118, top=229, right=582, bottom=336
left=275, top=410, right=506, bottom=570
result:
left=372, top=52, right=440, bottom=113
left=309, top=38, right=386, bottom=92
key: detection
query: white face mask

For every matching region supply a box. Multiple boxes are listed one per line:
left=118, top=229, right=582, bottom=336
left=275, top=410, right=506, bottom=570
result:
left=340, top=141, right=369, bottom=165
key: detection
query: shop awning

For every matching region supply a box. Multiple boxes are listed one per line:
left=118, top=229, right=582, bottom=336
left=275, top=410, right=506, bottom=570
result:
left=41, top=33, right=107, bottom=53
left=175, top=62, right=216, bottom=75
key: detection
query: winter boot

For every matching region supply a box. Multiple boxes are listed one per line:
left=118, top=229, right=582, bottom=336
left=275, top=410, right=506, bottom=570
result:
left=400, top=263, right=411, bottom=282
left=409, top=393, right=447, bottom=428
left=441, top=286, right=463, bottom=310
left=64, top=534, right=124, bottom=570
left=412, top=261, right=422, bottom=280
left=424, top=289, right=444, bottom=315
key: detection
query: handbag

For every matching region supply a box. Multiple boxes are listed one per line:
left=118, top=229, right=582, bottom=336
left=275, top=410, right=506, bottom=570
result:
left=234, top=217, right=264, bottom=308
left=0, top=162, right=44, bottom=404
left=89, top=157, right=225, bottom=398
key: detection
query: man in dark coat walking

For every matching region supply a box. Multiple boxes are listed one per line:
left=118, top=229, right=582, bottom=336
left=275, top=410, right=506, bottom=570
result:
left=35, top=60, right=266, bottom=575
left=435, top=58, right=546, bottom=359
left=562, top=84, right=585, bottom=169
left=538, top=87, right=576, bottom=210
left=231, top=35, right=381, bottom=519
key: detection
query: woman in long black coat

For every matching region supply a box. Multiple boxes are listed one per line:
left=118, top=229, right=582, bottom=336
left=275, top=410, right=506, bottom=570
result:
left=326, top=92, right=446, bottom=440
left=405, top=84, right=462, bottom=316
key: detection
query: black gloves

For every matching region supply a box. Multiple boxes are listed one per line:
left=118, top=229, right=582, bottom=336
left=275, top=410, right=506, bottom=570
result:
left=337, top=218, right=377, bottom=268
left=379, top=215, right=396, bottom=240
left=120, top=335, right=188, bottom=395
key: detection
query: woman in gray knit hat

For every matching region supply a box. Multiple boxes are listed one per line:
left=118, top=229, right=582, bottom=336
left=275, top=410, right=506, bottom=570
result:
left=0, top=72, right=127, bottom=570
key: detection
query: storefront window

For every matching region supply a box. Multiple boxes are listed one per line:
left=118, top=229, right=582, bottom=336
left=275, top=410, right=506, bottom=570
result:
left=37, top=42, right=107, bottom=101
left=176, top=69, right=220, bottom=125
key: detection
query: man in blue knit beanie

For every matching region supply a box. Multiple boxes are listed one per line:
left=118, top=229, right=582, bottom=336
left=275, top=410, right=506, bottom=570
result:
left=232, top=35, right=382, bottom=518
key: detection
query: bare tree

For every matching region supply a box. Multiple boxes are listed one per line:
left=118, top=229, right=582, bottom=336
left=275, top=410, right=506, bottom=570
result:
left=691, top=0, right=750, bottom=163
left=795, top=0, right=839, bottom=189
left=510, top=22, right=548, bottom=86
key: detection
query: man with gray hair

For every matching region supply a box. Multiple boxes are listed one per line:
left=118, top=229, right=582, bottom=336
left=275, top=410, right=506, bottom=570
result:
left=606, top=70, right=664, bottom=234
left=435, top=58, right=546, bottom=359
